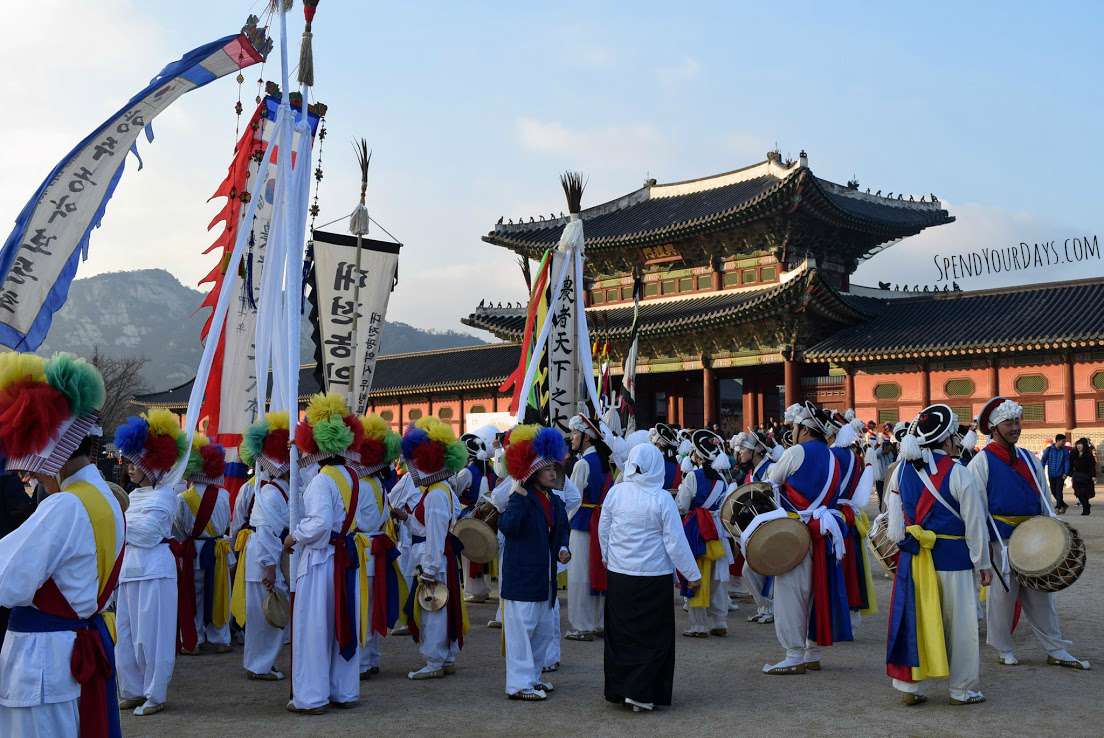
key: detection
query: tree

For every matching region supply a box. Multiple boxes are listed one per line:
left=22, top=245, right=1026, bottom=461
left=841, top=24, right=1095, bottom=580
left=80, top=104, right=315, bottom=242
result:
left=91, top=348, right=149, bottom=438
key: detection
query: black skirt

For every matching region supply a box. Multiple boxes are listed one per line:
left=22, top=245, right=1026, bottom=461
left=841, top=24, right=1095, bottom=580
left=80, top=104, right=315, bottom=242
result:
left=603, top=571, right=676, bottom=707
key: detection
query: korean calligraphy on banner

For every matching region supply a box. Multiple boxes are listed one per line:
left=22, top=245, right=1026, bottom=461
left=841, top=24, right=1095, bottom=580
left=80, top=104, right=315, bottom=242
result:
left=308, top=230, right=400, bottom=414
left=546, top=251, right=578, bottom=434
left=0, top=27, right=266, bottom=350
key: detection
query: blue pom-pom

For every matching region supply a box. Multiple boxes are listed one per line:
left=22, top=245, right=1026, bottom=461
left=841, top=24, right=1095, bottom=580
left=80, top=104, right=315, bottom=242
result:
left=400, top=428, right=430, bottom=461
left=532, top=427, right=567, bottom=462
left=114, top=416, right=149, bottom=456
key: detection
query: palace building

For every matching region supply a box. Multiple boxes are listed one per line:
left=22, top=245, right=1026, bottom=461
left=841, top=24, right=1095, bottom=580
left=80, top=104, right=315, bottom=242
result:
left=135, top=152, right=1104, bottom=451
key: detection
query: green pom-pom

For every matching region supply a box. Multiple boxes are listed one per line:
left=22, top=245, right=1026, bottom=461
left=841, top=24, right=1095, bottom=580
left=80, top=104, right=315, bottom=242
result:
left=444, top=440, right=467, bottom=475
left=242, top=420, right=269, bottom=463
left=185, top=449, right=203, bottom=479
left=383, top=431, right=402, bottom=465
left=174, top=432, right=188, bottom=461
left=314, top=416, right=354, bottom=455
left=45, top=353, right=105, bottom=417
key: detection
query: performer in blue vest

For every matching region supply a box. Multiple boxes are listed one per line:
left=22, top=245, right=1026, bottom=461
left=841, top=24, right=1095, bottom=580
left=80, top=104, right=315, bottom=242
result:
left=967, top=397, right=1090, bottom=670
left=731, top=430, right=780, bottom=624
left=676, top=430, right=735, bottom=637
left=764, top=402, right=852, bottom=674
left=649, top=423, right=683, bottom=494
left=885, top=404, right=992, bottom=705
left=453, top=426, right=499, bottom=603
left=564, top=414, right=611, bottom=641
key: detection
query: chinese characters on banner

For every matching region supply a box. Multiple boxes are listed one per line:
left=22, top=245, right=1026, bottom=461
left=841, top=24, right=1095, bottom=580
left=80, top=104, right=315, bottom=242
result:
left=546, top=251, right=578, bottom=434
left=308, top=230, right=400, bottom=414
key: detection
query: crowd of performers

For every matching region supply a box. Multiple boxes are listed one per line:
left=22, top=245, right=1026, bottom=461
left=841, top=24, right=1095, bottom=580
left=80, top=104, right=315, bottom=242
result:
left=0, top=350, right=1093, bottom=734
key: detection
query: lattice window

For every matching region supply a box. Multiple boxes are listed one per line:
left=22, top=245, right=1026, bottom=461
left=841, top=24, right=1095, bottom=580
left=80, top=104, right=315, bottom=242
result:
left=742, top=269, right=757, bottom=284
left=874, top=382, right=902, bottom=400
left=761, top=266, right=777, bottom=281
left=408, top=408, right=423, bottom=421
left=661, top=279, right=676, bottom=294
left=437, top=407, right=453, bottom=420
left=644, top=282, right=659, bottom=297
left=1021, top=403, right=1045, bottom=422
left=723, top=271, right=740, bottom=287
left=678, top=277, right=693, bottom=292
left=945, top=378, right=975, bottom=397
left=1014, top=374, right=1048, bottom=394
left=469, top=405, right=486, bottom=414
left=1092, top=371, right=1104, bottom=390
left=604, top=288, right=618, bottom=302
left=950, top=405, right=972, bottom=422
left=591, top=290, right=605, bottom=304
left=1096, top=401, right=1104, bottom=421
left=697, top=275, right=712, bottom=290
left=379, top=410, right=394, bottom=421
left=877, top=408, right=899, bottom=424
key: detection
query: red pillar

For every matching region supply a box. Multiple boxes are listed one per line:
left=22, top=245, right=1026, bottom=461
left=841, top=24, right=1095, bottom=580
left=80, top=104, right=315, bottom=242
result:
left=1065, top=352, right=1076, bottom=432
left=398, top=398, right=405, bottom=434
left=742, top=376, right=755, bottom=430
left=988, top=358, right=1000, bottom=398
left=844, top=366, right=855, bottom=410
left=784, top=356, right=800, bottom=407
left=677, top=395, right=686, bottom=427
left=458, top=392, right=466, bottom=433
left=921, top=360, right=931, bottom=407
left=667, top=394, right=677, bottom=424
left=702, top=365, right=716, bottom=427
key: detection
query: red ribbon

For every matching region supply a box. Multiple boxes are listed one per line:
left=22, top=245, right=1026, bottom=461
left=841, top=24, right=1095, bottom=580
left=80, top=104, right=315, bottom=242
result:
left=588, top=506, right=607, bottom=594
left=331, top=468, right=360, bottom=657
left=443, top=535, right=465, bottom=648
left=838, top=506, right=862, bottom=607
left=370, top=535, right=396, bottom=636
left=806, top=518, right=833, bottom=646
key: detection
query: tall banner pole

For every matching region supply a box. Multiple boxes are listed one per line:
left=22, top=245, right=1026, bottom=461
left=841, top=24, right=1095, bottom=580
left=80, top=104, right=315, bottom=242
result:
left=348, top=140, right=371, bottom=408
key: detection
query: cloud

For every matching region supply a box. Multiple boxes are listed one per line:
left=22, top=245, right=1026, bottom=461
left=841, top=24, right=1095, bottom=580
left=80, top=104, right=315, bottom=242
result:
left=516, top=117, right=667, bottom=171
left=853, top=201, right=1104, bottom=290
left=656, top=56, right=701, bottom=85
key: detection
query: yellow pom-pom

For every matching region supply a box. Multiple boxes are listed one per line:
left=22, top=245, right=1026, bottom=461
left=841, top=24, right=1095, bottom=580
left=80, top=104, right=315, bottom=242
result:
left=416, top=416, right=456, bottom=445
left=0, top=352, right=47, bottom=392
left=191, top=433, right=210, bottom=450
left=145, top=408, right=182, bottom=438
left=361, top=414, right=389, bottom=441
left=509, top=424, right=539, bottom=443
left=305, top=392, right=349, bottom=426
left=264, top=411, right=290, bottom=431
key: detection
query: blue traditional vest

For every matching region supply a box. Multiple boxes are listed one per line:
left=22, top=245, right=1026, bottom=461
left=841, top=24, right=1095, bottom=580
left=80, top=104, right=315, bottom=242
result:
left=689, top=468, right=725, bottom=511
left=663, top=459, right=680, bottom=490
left=570, top=451, right=607, bottom=531
left=751, top=458, right=772, bottom=483
left=982, top=446, right=1043, bottom=540
left=898, top=454, right=971, bottom=570
left=830, top=447, right=860, bottom=501
left=782, top=440, right=839, bottom=511
left=460, top=461, right=486, bottom=508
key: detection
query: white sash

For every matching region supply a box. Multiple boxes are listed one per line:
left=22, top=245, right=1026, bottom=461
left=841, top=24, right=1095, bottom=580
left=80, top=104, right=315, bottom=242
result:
left=701, top=476, right=727, bottom=512
left=915, top=464, right=963, bottom=522
left=1017, top=447, right=1055, bottom=517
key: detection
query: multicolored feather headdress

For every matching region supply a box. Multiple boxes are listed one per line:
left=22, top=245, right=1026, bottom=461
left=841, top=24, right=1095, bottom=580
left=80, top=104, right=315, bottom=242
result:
left=184, top=433, right=227, bottom=485
left=294, top=392, right=362, bottom=467
left=353, top=413, right=401, bottom=476
left=239, top=410, right=292, bottom=477
left=400, top=416, right=467, bottom=486
left=505, top=424, right=567, bottom=484
left=114, top=408, right=187, bottom=485
left=0, top=352, right=106, bottom=475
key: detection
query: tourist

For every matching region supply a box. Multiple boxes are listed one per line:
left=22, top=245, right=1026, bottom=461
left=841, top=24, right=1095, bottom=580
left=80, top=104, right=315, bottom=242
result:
left=564, top=413, right=611, bottom=641
left=1069, top=437, right=1096, bottom=516
left=967, top=397, right=1089, bottom=670
left=600, top=443, right=700, bottom=712
left=1040, top=434, right=1071, bottom=513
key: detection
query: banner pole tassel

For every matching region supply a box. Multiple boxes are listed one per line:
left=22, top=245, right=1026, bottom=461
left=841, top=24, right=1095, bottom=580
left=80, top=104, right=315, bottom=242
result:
left=298, top=0, right=320, bottom=88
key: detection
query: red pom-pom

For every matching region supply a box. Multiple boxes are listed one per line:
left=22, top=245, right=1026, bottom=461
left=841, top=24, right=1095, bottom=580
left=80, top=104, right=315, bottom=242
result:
left=360, top=438, right=385, bottom=467
left=143, top=434, right=180, bottom=472
left=505, top=440, right=535, bottom=481
left=200, top=444, right=225, bottom=479
left=411, top=440, right=444, bottom=473
left=0, top=381, right=72, bottom=458
left=343, top=415, right=364, bottom=453
left=264, top=428, right=292, bottom=463
left=293, top=424, right=317, bottom=455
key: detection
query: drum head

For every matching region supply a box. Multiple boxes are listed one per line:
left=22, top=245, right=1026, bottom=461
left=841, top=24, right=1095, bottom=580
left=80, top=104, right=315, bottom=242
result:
left=721, top=483, right=775, bottom=536
left=746, top=518, right=810, bottom=576
left=452, top=518, right=498, bottom=564
left=1009, top=516, right=1071, bottom=577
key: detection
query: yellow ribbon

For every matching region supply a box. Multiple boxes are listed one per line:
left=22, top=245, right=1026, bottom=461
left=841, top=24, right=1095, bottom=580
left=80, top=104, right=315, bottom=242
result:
left=230, top=529, right=252, bottom=626
left=322, top=466, right=357, bottom=532
left=904, top=524, right=964, bottom=681
left=211, top=538, right=232, bottom=628
left=62, top=481, right=119, bottom=643
left=854, top=509, right=879, bottom=616
left=364, top=476, right=397, bottom=541
left=182, top=486, right=219, bottom=537
left=688, top=539, right=725, bottom=608
left=993, top=514, right=1032, bottom=531
left=354, top=533, right=372, bottom=646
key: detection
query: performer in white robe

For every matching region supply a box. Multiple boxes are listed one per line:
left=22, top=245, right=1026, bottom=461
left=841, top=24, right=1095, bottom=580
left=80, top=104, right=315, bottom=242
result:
left=565, top=414, right=611, bottom=640
left=731, top=431, right=781, bottom=623
left=242, top=475, right=289, bottom=679
left=452, top=425, right=499, bottom=602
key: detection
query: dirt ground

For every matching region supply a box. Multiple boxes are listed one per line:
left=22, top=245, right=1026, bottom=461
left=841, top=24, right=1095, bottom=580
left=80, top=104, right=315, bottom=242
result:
left=120, top=507, right=1101, bottom=738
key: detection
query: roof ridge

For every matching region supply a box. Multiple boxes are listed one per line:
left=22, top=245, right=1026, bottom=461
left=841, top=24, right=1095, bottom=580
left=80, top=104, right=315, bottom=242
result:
left=374, top=341, right=520, bottom=360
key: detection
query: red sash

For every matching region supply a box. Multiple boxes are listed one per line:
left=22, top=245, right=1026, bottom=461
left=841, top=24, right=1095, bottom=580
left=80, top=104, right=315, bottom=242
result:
left=330, top=466, right=360, bottom=659
left=784, top=460, right=842, bottom=646
left=170, top=485, right=219, bottom=652
left=588, top=475, right=612, bottom=595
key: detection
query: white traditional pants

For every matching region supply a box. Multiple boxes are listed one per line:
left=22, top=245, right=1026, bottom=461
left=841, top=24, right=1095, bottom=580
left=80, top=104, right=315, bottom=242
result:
left=744, top=562, right=773, bottom=617
left=417, top=606, right=460, bottom=670
left=193, top=559, right=230, bottom=646
left=291, top=559, right=360, bottom=710
left=891, top=569, right=980, bottom=700
left=0, top=701, right=78, bottom=737
left=567, top=530, right=603, bottom=633
left=243, top=580, right=287, bottom=675
left=544, top=598, right=562, bottom=668
left=986, top=567, right=1072, bottom=656
left=687, top=578, right=730, bottom=632
left=503, top=599, right=558, bottom=695
left=116, top=576, right=177, bottom=705
left=359, top=574, right=380, bottom=673
left=771, top=551, right=820, bottom=662
left=462, top=555, right=491, bottom=599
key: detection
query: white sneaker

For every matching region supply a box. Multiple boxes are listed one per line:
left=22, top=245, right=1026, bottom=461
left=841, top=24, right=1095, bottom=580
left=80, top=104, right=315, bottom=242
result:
left=998, top=651, right=1019, bottom=666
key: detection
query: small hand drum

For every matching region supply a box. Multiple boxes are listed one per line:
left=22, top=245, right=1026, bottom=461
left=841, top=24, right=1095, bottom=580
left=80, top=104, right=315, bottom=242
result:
left=866, top=511, right=898, bottom=576
left=1008, top=516, right=1086, bottom=593
left=451, top=500, right=500, bottom=564
left=721, top=482, right=810, bottom=576
left=719, top=482, right=775, bottom=538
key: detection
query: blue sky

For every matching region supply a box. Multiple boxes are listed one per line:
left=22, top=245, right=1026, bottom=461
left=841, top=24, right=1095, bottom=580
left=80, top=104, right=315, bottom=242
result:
left=2, top=1, right=1101, bottom=332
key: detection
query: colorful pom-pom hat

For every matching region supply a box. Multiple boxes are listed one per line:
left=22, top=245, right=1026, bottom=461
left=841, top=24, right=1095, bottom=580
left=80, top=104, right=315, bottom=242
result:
left=351, top=413, right=402, bottom=477
left=184, top=434, right=227, bottom=486
left=114, top=408, right=187, bottom=485
left=294, top=392, right=363, bottom=468
left=400, top=416, right=467, bottom=486
left=0, top=352, right=106, bottom=475
left=240, top=411, right=292, bottom=477
left=504, top=424, right=567, bottom=484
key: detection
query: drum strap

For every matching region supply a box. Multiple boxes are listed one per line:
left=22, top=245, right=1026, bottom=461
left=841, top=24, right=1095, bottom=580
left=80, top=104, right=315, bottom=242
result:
left=1016, top=448, right=1055, bottom=517
left=915, top=469, right=962, bottom=522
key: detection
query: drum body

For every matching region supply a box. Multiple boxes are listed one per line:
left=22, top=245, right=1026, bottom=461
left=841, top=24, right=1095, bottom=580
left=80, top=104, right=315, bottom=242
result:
left=452, top=500, right=500, bottom=564
left=866, top=512, right=898, bottom=576
left=1008, top=516, right=1086, bottom=592
left=721, top=482, right=810, bottom=576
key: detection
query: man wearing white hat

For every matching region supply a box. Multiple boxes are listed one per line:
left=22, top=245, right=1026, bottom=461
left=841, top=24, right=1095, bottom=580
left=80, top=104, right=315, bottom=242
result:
left=731, top=430, right=780, bottom=623
left=564, top=414, right=611, bottom=641
left=453, top=425, right=500, bottom=603
left=967, top=397, right=1090, bottom=671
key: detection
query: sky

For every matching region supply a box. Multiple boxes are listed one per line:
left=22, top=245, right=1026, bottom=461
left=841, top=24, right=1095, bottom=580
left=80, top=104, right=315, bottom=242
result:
left=2, top=1, right=1102, bottom=334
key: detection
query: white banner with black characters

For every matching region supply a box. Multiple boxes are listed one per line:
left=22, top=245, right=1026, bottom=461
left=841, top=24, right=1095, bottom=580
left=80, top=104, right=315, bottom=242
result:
left=308, top=230, right=400, bottom=414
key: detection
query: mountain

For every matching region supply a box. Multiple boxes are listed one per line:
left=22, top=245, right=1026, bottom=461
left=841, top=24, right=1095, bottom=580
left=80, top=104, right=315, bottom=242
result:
left=37, top=269, right=485, bottom=389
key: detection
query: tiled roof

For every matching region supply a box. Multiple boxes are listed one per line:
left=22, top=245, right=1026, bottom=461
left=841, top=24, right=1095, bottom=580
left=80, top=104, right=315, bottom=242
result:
left=805, top=278, right=1104, bottom=361
left=484, top=159, right=952, bottom=263
left=463, top=264, right=866, bottom=342
left=133, top=343, right=521, bottom=409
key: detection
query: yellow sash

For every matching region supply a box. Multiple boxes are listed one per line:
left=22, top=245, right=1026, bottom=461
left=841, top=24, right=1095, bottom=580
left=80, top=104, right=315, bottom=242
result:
left=354, top=533, right=372, bottom=646
left=182, top=487, right=231, bottom=628
left=688, top=539, right=726, bottom=609
left=904, top=525, right=964, bottom=681
left=230, top=528, right=252, bottom=626
left=854, top=509, right=879, bottom=616
left=321, top=466, right=357, bottom=533
left=63, top=480, right=119, bottom=641
left=993, top=514, right=1032, bottom=529
left=364, top=476, right=397, bottom=542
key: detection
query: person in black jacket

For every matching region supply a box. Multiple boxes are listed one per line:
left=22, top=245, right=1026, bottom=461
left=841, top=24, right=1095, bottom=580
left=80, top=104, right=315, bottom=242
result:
left=0, top=470, right=35, bottom=643
left=499, top=426, right=571, bottom=702
left=1069, top=438, right=1096, bottom=516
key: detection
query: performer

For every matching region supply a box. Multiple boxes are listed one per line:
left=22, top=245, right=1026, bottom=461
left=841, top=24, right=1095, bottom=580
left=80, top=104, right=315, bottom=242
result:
left=388, top=465, right=419, bottom=636
left=113, top=409, right=187, bottom=715
left=967, top=397, right=1090, bottom=670
left=650, top=423, right=683, bottom=493
left=349, top=414, right=406, bottom=680
left=830, top=424, right=878, bottom=622
left=453, top=426, right=499, bottom=603
left=233, top=411, right=292, bottom=681
left=499, top=426, right=571, bottom=700
left=565, top=413, right=611, bottom=641
left=285, top=393, right=366, bottom=713
left=0, top=353, right=126, bottom=735
left=600, top=443, right=701, bottom=712
left=173, top=435, right=232, bottom=654
left=886, top=405, right=992, bottom=705
left=731, top=430, right=777, bottom=624
left=675, top=430, right=734, bottom=637
left=401, top=416, right=469, bottom=679
left=764, top=402, right=852, bottom=674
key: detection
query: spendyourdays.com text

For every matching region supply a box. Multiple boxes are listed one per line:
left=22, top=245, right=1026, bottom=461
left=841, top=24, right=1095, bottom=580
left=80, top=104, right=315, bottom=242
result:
left=933, top=235, right=1100, bottom=282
